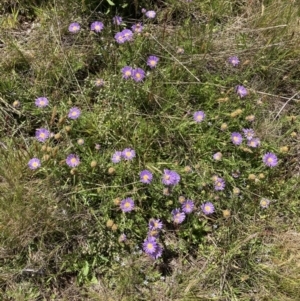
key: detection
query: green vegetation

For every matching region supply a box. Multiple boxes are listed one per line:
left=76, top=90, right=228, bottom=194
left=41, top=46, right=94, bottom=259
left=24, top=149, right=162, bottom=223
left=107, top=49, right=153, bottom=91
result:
left=0, top=0, right=299, bottom=300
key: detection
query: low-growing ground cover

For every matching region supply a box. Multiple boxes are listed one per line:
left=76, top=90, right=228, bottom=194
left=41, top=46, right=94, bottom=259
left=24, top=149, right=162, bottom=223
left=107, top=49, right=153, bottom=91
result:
left=0, top=0, right=299, bottom=300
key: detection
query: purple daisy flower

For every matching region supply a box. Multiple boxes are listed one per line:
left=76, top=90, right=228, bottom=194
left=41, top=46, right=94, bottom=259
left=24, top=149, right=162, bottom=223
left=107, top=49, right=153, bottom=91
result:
left=113, top=16, right=122, bottom=25
left=90, top=21, right=104, bottom=32
left=28, top=158, right=41, bottom=170
left=68, top=107, right=81, bottom=119
left=247, top=138, right=261, bottom=148
left=149, top=243, right=163, bottom=259
left=162, top=169, right=180, bottom=186
left=66, top=154, right=80, bottom=167
left=172, top=208, right=186, bottom=224
left=201, top=202, right=215, bottom=215
left=132, top=68, right=145, bottom=82
left=263, top=152, right=278, bottom=167
left=228, top=56, right=240, bottom=67
left=214, top=177, right=225, bottom=191
left=112, top=151, right=122, bottom=163
left=236, top=85, right=248, bottom=98
left=120, top=197, right=135, bottom=212
left=148, top=218, right=163, bottom=231
left=122, top=29, right=133, bottom=41
left=213, top=152, right=222, bottom=161
left=243, top=128, right=255, bottom=140
left=131, top=23, right=143, bottom=33
left=147, top=55, right=159, bottom=68
left=35, top=128, right=50, bottom=142
left=121, top=66, right=133, bottom=79
left=143, top=236, right=157, bottom=255
left=140, top=170, right=153, bottom=184
left=122, top=148, right=136, bottom=161
left=231, top=132, right=243, bottom=145
left=68, top=22, right=80, bottom=33
left=145, top=10, right=156, bottom=18
left=141, top=8, right=146, bottom=14
left=114, top=32, right=125, bottom=44
left=193, top=111, right=205, bottom=122
left=182, top=199, right=194, bottom=214
left=35, top=97, right=49, bottom=108
left=260, top=198, right=270, bottom=208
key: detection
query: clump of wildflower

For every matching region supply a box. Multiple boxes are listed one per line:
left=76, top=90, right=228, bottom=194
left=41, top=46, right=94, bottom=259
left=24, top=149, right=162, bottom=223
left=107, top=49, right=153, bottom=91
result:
left=141, top=8, right=146, bottom=14
left=147, top=55, right=159, bottom=68
left=171, top=209, right=186, bottom=224
left=140, top=170, right=153, bottom=184
left=231, top=132, right=243, bottom=145
left=131, top=23, right=143, bottom=33
left=120, top=198, right=135, bottom=212
left=243, top=128, right=255, bottom=140
left=122, top=148, right=136, bottom=160
left=77, top=138, right=84, bottom=145
left=201, top=202, right=215, bottom=215
left=112, top=151, right=122, bottom=163
left=13, top=100, right=20, bottom=108
left=35, top=128, right=50, bottom=142
left=35, top=97, right=49, bottom=108
left=193, top=111, right=205, bottom=122
left=113, top=16, right=122, bottom=25
left=213, top=152, right=222, bottom=161
left=182, top=199, right=194, bottom=214
left=260, top=198, right=270, bottom=208
left=28, top=158, right=41, bottom=170
left=90, top=21, right=104, bottom=33
left=236, top=85, right=248, bottom=98
left=263, top=152, right=278, bottom=167
left=162, top=169, right=180, bottom=186
left=214, top=177, right=225, bottom=191
left=66, top=154, right=80, bottom=167
left=145, top=10, right=156, bottom=18
left=68, top=107, right=81, bottom=119
left=248, top=138, right=261, bottom=148
left=228, top=56, right=240, bottom=67
left=68, top=22, right=80, bottom=33
left=95, top=78, right=104, bottom=87
left=148, top=218, right=163, bottom=231
left=121, top=66, right=133, bottom=79
left=132, top=68, right=145, bottom=82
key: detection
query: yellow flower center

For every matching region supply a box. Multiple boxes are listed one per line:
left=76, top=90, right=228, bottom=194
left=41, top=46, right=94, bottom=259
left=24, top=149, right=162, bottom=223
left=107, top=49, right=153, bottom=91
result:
left=136, top=73, right=141, bottom=78
left=126, top=151, right=131, bottom=157
left=147, top=243, right=154, bottom=250
left=40, top=133, right=45, bottom=138
left=32, top=162, right=38, bottom=167
left=125, top=71, right=131, bottom=76
left=143, top=175, right=149, bottom=180
left=124, top=202, right=130, bottom=208
left=71, top=158, right=77, bottom=164
left=205, top=205, right=210, bottom=212
left=267, top=158, right=273, bottom=163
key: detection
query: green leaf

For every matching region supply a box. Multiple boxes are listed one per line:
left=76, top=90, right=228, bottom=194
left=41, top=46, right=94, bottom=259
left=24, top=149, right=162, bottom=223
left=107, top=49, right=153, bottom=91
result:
left=106, top=0, right=115, bottom=5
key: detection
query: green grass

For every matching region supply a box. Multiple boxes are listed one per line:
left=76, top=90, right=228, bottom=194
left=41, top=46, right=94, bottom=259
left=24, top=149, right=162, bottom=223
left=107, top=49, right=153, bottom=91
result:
left=0, top=0, right=300, bottom=300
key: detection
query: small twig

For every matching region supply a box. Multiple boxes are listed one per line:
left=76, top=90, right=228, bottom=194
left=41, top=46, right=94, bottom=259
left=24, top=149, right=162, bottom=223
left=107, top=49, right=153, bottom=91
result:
left=274, top=91, right=299, bottom=120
